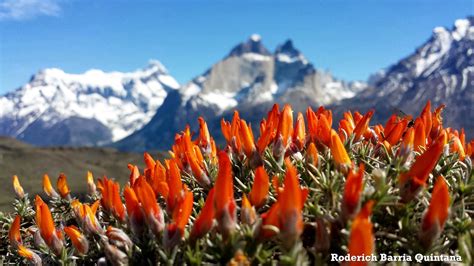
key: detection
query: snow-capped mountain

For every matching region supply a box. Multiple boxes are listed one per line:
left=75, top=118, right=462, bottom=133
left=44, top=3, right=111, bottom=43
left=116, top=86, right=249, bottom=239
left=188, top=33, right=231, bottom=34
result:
left=332, top=17, right=474, bottom=137
left=0, top=60, right=179, bottom=146
left=116, top=36, right=366, bottom=151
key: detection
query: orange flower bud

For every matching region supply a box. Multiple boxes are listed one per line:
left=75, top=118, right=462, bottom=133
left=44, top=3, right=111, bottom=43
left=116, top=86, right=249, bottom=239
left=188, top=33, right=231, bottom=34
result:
left=134, top=177, right=165, bottom=235
left=35, top=195, right=63, bottom=255
left=98, top=176, right=126, bottom=222
left=12, top=175, right=25, bottom=199
left=241, top=194, right=256, bottom=225
left=420, top=176, right=450, bottom=248
left=17, top=245, right=42, bottom=266
left=64, top=225, right=89, bottom=255
left=86, top=171, right=96, bottom=195
left=399, top=133, right=446, bottom=202
left=57, top=173, right=71, bottom=199
left=413, top=118, right=426, bottom=152
left=277, top=104, right=294, bottom=148
left=330, top=129, right=351, bottom=168
left=9, top=215, right=22, bottom=248
left=190, top=188, right=216, bottom=241
left=342, top=164, right=365, bottom=220
left=293, top=112, right=306, bottom=150
left=306, top=142, right=319, bottom=166
left=248, top=166, right=269, bottom=209
left=124, top=186, right=145, bottom=236
left=348, top=200, right=375, bottom=266
left=165, top=186, right=194, bottom=248
left=278, top=159, right=305, bottom=247
left=353, top=110, right=374, bottom=142
left=43, top=174, right=59, bottom=198
left=214, top=151, right=236, bottom=239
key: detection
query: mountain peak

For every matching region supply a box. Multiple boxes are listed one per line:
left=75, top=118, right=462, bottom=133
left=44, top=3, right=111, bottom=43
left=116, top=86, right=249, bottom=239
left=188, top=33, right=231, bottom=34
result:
left=228, top=34, right=271, bottom=57
left=275, top=39, right=301, bottom=57
left=145, top=59, right=169, bottom=74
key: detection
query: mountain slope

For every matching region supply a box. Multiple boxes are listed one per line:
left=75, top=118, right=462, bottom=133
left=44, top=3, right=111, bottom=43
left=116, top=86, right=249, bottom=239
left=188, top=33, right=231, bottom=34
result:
left=116, top=36, right=365, bottom=151
left=0, top=60, right=179, bottom=146
left=332, top=17, right=474, bottom=137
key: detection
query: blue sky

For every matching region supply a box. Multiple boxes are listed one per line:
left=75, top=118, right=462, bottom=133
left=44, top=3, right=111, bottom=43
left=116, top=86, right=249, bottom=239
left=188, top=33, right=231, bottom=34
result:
left=0, top=0, right=472, bottom=94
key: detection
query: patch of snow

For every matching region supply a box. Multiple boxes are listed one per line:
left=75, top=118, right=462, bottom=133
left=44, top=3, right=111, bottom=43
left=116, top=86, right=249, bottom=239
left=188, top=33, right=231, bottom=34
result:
left=250, top=34, right=261, bottom=42
left=158, top=75, right=180, bottom=89
left=242, top=53, right=271, bottom=61
left=453, top=19, right=470, bottom=41
left=200, top=91, right=238, bottom=111
left=276, top=53, right=308, bottom=64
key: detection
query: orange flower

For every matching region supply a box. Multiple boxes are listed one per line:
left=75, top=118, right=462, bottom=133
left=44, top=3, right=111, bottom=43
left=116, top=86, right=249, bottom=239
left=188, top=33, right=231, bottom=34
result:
left=165, top=186, right=194, bottom=247
left=57, top=173, right=71, bottom=199
left=339, top=119, right=354, bottom=142
left=166, top=159, right=184, bottom=213
left=450, top=134, right=466, bottom=160
left=214, top=151, right=236, bottom=239
left=64, top=225, right=89, bottom=255
left=430, top=104, right=445, bottom=139
left=248, top=166, right=270, bottom=209
left=413, top=118, right=426, bottom=152
left=80, top=201, right=102, bottom=234
left=124, top=186, right=145, bottom=236
left=186, top=147, right=211, bottom=188
left=278, top=159, right=306, bottom=247
left=277, top=104, right=294, bottom=149
left=317, top=113, right=332, bottom=146
left=260, top=201, right=280, bottom=240
left=292, top=112, right=306, bottom=150
left=128, top=164, right=140, bottom=187
left=239, top=119, right=263, bottom=167
left=148, top=160, right=169, bottom=199
left=134, top=177, right=165, bottom=235
left=306, top=142, right=319, bottom=166
left=384, top=118, right=408, bottom=146
left=239, top=119, right=255, bottom=156
left=12, top=175, right=25, bottom=199
left=348, top=200, right=375, bottom=266
left=190, top=188, right=216, bottom=241
left=86, top=171, right=96, bottom=195
left=197, top=117, right=211, bottom=151
left=342, top=164, right=365, bottom=220
left=353, top=110, right=374, bottom=142
left=306, top=107, right=319, bottom=142
left=172, top=186, right=194, bottom=234
left=98, top=176, right=126, bottom=222
left=43, top=174, right=59, bottom=198
left=241, top=194, right=256, bottom=225
left=35, top=195, right=63, bottom=255
left=399, top=132, right=447, bottom=202
left=399, top=127, right=414, bottom=156
left=9, top=215, right=22, bottom=248
left=330, top=129, right=351, bottom=168
left=420, top=101, right=432, bottom=137
left=17, top=245, right=42, bottom=265
left=257, top=119, right=276, bottom=153
left=420, top=176, right=450, bottom=248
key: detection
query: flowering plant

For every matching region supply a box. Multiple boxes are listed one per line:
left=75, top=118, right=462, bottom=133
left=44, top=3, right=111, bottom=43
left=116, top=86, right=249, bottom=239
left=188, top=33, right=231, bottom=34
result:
left=1, top=101, right=472, bottom=265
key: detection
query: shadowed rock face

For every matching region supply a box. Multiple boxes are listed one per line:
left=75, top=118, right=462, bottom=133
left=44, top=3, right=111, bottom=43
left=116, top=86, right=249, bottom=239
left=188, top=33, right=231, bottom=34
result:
left=19, top=116, right=113, bottom=147
left=331, top=17, right=474, bottom=138
left=116, top=36, right=364, bottom=151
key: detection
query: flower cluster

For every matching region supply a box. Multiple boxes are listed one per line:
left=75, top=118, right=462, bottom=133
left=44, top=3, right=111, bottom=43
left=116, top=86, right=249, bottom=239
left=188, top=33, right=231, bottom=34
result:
left=1, top=101, right=473, bottom=265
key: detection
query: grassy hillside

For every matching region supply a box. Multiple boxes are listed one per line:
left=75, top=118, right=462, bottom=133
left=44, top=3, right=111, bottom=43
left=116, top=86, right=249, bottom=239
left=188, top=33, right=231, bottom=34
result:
left=0, top=137, right=164, bottom=211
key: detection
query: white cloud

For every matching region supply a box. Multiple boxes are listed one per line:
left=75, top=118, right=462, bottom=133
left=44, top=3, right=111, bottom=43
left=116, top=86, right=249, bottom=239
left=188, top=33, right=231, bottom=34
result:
left=0, top=0, right=64, bottom=21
